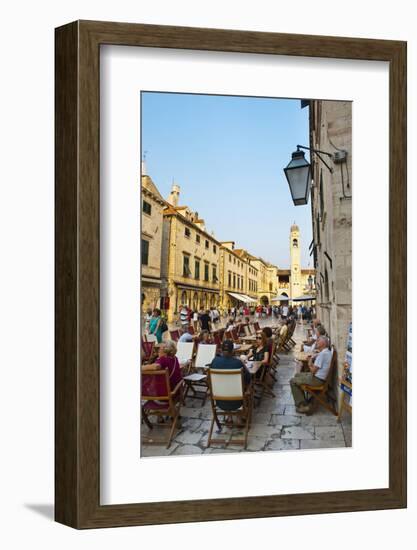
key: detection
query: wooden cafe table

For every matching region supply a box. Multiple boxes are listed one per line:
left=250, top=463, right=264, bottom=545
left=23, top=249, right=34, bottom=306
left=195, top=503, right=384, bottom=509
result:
left=240, top=335, right=257, bottom=344
left=233, top=343, right=253, bottom=354
left=294, top=351, right=312, bottom=372
left=244, top=360, right=263, bottom=377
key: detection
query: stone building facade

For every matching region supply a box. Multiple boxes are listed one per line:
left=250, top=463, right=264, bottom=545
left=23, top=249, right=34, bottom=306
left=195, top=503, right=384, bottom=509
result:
left=309, top=99, right=352, bottom=407
left=141, top=175, right=316, bottom=322
left=141, top=172, right=166, bottom=313
left=161, top=185, right=221, bottom=322
left=219, top=243, right=258, bottom=310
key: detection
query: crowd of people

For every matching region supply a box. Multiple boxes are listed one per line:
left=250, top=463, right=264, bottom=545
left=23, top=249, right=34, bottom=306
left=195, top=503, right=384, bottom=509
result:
left=142, top=305, right=332, bottom=421
left=143, top=302, right=316, bottom=344
left=289, top=318, right=333, bottom=414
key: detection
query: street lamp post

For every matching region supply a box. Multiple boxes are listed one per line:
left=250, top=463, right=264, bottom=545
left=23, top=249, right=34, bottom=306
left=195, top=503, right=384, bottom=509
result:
left=283, top=148, right=311, bottom=206
left=283, top=144, right=344, bottom=207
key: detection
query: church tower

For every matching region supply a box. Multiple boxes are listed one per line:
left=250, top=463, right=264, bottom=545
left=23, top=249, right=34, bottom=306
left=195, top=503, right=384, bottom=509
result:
left=290, top=223, right=301, bottom=301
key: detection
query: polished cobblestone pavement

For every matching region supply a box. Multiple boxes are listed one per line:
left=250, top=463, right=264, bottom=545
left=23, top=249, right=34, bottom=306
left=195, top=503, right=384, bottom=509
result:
left=141, top=320, right=352, bottom=457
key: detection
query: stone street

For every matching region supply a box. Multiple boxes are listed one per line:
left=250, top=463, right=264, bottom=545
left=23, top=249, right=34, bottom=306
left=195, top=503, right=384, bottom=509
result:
left=141, top=320, right=352, bottom=457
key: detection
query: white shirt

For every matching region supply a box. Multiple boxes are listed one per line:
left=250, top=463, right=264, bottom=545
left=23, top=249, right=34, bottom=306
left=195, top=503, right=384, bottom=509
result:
left=282, top=306, right=288, bottom=316
left=179, top=332, right=193, bottom=343
left=314, top=348, right=333, bottom=381
left=180, top=308, right=188, bottom=325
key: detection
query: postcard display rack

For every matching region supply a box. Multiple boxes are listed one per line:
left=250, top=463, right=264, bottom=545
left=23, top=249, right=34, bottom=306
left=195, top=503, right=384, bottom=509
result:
left=338, top=322, right=352, bottom=421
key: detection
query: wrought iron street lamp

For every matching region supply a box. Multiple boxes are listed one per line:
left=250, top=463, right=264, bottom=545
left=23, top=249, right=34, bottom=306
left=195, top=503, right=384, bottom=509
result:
left=283, top=148, right=311, bottom=206
left=284, top=144, right=344, bottom=206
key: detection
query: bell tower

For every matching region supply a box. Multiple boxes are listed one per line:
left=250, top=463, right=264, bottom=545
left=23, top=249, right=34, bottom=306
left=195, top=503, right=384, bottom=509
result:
left=290, top=223, right=301, bottom=301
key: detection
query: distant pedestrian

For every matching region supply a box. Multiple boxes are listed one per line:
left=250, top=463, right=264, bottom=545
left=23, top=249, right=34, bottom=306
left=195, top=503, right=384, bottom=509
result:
left=179, top=304, right=189, bottom=329
left=200, top=309, right=212, bottom=332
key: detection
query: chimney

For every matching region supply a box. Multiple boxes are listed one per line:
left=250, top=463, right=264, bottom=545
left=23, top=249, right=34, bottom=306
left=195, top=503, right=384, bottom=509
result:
left=167, top=183, right=180, bottom=207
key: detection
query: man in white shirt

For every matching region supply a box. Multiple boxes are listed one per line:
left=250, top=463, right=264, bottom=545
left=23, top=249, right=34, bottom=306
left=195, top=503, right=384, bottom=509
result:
left=179, top=305, right=189, bottom=328
left=282, top=305, right=289, bottom=319
left=290, top=336, right=333, bottom=414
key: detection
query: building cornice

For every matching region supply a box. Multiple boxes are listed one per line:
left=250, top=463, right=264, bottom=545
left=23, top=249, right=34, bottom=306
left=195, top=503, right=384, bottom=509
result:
left=163, top=207, right=221, bottom=245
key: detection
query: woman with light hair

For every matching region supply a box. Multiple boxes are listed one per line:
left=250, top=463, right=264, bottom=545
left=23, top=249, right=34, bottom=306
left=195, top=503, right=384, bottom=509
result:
left=142, top=339, right=182, bottom=392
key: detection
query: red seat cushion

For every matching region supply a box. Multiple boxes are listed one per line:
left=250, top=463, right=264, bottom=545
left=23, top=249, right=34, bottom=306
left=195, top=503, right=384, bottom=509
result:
left=143, top=400, right=169, bottom=410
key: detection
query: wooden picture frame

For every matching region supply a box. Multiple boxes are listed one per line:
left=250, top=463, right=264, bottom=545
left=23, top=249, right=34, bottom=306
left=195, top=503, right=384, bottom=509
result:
left=55, top=20, right=407, bottom=528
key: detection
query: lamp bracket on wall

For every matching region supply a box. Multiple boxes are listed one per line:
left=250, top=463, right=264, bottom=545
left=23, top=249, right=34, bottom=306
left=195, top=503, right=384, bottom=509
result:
left=296, top=144, right=341, bottom=174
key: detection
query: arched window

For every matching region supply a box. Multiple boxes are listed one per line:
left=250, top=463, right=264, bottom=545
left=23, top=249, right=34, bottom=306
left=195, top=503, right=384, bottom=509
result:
left=292, top=239, right=298, bottom=247
left=181, top=290, right=187, bottom=306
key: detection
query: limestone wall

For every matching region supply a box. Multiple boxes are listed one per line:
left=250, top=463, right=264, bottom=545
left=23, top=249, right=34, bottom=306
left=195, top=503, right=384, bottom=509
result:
left=311, top=100, right=352, bottom=408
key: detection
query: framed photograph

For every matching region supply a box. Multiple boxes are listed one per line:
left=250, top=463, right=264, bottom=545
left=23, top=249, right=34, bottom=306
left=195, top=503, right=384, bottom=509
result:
left=55, top=20, right=406, bottom=528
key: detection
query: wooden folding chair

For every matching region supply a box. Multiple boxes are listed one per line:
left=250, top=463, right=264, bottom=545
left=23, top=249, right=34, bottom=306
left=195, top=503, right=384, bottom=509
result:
left=276, top=331, right=288, bottom=353
left=169, top=329, right=181, bottom=342
left=243, top=324, right=252, bottom=337
left=141, top=369, right=183, bottom=448
left=182, top=343, right=217, bottom=406
left=269, top=339, right=280, bottom=380
left=225, top=328, right=239, bottom=343
left=176, top=341, right=195, bottom=370
left=141, top=340, right=155, bottom=363
left=299, top=347, right=338, bottom=415
left=212, top=331, right=222, bottom=352
left=287, top=321, right=297, bottom=347
left=253, top=341, right=276, bottom=404
left=206, top=368, right=253, bottom=449
left=253, top=322, right=261, bottom=332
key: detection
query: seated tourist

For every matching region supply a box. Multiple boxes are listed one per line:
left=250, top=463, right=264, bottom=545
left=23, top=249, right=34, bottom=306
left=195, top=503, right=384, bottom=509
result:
left=141, top=340, right=183, bottom=397
left=225, top=318, right=235, bottom=330
left=241, top=332, right=270, bottom=369
left=178, top=324, right=195, bottom=343
left=199, top=329, right=213, bottom=344
left=290, top=336, right=332, bottom=414
left=261, top=326, right=274, bottom=347
left=279, top=320, right=289, bottom=340
left=210, top=339, right=251, bottom=411
left=303, top=324, right=326, bottom=353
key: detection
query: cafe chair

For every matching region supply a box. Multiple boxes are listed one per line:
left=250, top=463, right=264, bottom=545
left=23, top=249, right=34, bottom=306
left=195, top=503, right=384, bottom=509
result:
left=253, top=341, right=277, bottom=404
left=212, top=331, right=223, bottom=352
left=225, top=328, right=240, bottom=343
left=169, top=329, right=181, bottom=342
left=141, top=340, right=155, bottom=363
left=182, top=343, right=217, bottom=406
left=206, top=368, right=253, bottom=449
left=176, top=341, right=195, bottom=368
left=299, top=347, right=338, bottom=415
left=243, top=324, right=252, bottom=337
left=141, top=369, right=183, bottom=448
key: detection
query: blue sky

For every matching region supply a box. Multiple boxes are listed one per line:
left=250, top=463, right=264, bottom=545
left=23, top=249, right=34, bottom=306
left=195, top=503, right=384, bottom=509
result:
left=141, top=92, right=313, bottom=268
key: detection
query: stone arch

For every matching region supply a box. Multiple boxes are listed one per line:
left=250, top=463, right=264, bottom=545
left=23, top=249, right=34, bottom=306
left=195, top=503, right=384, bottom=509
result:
left=193, top=292, right=199, bottom=311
